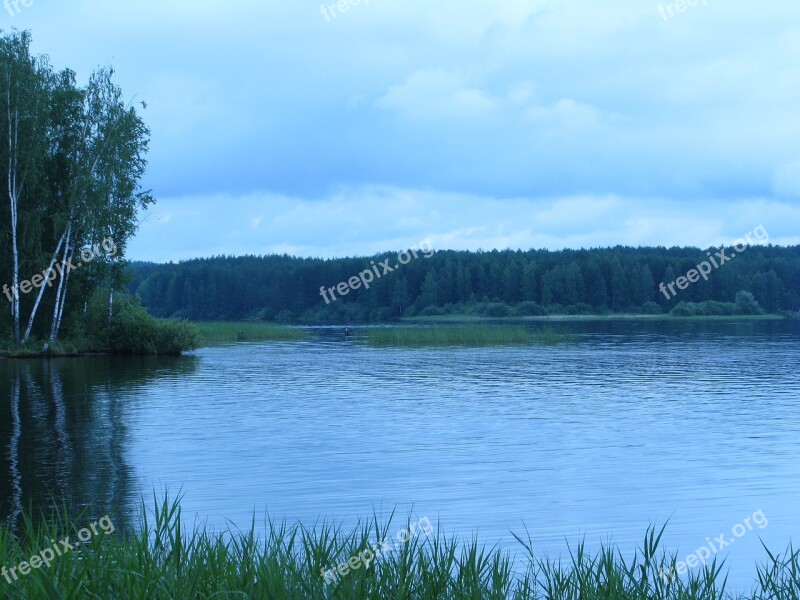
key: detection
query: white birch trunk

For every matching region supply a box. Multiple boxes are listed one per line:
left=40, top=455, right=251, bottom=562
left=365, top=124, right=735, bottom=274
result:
left=51, top=250, right=73, bottom=341
left=22, top=230, right=67, bottom=342
left=7, top=80, right=21, bottom=343
left=49, top=224, right=72, bottom=341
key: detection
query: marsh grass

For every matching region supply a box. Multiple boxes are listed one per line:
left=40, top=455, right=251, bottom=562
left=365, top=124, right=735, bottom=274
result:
left=367, top=325, right=570, bottom=348
left=193, top=321, right=306, bottom=345
left=1, top=497, right=799, bottom=598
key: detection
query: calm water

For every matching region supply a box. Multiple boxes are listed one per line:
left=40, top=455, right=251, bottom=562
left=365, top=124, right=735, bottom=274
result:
left=2, top=319, right=799, bottom=590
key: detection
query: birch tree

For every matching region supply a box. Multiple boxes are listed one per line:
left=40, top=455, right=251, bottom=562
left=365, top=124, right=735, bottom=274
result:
left=0, top=31, right=49, bottom=342
left=0, top=31, right=153, bottom=345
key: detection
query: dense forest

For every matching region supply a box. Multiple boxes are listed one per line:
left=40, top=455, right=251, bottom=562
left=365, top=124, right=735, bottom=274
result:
left=130, top=245, right=800, bottom=322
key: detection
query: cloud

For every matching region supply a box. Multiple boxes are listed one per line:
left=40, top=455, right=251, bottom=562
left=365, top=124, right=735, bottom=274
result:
left=377, top=69, right=500, bottom=120
left=773, top=162, right=800, bottom=198
left=127, top=186, right=800, bottom=262
left=14, top=0, right=800, bottom=258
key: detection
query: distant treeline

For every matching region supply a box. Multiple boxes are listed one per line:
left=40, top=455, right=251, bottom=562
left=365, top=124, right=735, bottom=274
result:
left=129, top=245, right=800, bottom=322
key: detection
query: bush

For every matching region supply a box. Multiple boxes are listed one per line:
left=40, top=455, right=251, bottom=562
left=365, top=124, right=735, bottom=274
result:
left=514, top=301, right=547, bottom=316
left=641, top=301, right=662, bottom=315
left=670, top=301, right=695, bottom=317
left=86, top=291, right=198, bottom=355
left=736, top=290, right=764, bottom=315
left=482, top=302, right=511, bottom=317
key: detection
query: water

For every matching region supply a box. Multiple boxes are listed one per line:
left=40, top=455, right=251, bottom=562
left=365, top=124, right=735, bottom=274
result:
left=2, top=319, right=799, bottom=590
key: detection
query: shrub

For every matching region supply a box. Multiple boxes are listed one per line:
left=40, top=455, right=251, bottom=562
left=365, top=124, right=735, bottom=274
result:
left=641, top=301, right=662, bottom=315
left=86, top=291, right=198, bottom=355
left=482, top=302, right=511, bottom=317
left=670, top=301, right=695, bottom=317
left=514, top=301, right=547, bottom=316
left=736, top=290, right=764, bottom=315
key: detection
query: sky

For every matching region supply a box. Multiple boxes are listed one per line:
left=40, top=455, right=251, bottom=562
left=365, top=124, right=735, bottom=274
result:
left=9, top=0, right=800, bottom=261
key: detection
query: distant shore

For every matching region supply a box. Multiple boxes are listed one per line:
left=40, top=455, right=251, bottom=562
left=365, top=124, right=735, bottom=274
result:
left=404, top=312, right=789, bottom=323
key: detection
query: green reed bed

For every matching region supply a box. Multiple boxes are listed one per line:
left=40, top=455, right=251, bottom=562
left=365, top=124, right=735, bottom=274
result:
left=1, top=498, right=799, bottom=599
left=367, top=325, right=570, bottom=347
left=193, top=321, right=306, bottom=345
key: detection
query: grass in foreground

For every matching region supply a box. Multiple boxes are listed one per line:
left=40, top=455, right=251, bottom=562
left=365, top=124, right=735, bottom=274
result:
left=1, top=497, right=799, bottom=599
left=193, top=321, right=306, bottom=345
left=367, top=325, right=570, bottom=347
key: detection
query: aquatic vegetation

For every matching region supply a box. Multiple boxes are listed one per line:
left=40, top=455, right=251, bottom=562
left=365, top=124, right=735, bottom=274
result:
left=193, top=321, right=306, bottom=345
left=366, top=325, right=571, bottom=347
left=367, top=325, right=530, bottom=347
left=1, top=498, right=799, bottom=598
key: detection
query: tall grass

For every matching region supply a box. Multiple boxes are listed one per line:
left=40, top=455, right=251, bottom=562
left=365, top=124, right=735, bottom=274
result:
left=367, top=325, right=569, bottom=347
left=193, top=321, right=306, bottom=345
left=1, top=498, right=799, bottom=598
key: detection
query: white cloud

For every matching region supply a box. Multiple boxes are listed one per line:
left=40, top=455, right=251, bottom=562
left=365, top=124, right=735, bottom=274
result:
left=128, top=187, right=800, bottom=262
left=376, top=69, right=500, bottom=120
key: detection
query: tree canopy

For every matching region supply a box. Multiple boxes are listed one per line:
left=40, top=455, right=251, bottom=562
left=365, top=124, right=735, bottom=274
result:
left=0, top=30, right=153, bottom=345
left=129, top=244, right=800, bottom=322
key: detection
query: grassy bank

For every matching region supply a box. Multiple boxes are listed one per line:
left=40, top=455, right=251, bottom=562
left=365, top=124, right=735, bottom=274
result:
left=193, top=321, right=306, bottom=345
left=0, top=340, right=88, bottom=358
left=0, top=498, right=798, bottom=599
left=367, top=325, right=570, bottom=347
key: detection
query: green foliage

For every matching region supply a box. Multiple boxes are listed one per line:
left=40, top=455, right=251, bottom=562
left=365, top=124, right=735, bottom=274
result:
left=0, top=498, right=798, bottom=598
left=482, top=302, right=511, bottom=317
left=641, top=301, right=663, bottom=315
left=0, top=30, right=153, bottom=344
left=514, top=301, right=548, bottom=316
left=84, top=291, right=197, bottom=355
left=670, top=292, right=764, bottom=318
left=129, top=245, right=800, bottom=323
left=735, top=290, right=764, bottom=315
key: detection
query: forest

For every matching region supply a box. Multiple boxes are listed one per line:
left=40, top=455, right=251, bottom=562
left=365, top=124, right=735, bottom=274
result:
left=130, top=244, right=800, bottom=322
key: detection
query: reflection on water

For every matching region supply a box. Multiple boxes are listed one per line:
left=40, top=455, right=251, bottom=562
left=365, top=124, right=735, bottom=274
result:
left=1, top=319, right=799, bottom=590
left=0, top=356, right=199, bottom=532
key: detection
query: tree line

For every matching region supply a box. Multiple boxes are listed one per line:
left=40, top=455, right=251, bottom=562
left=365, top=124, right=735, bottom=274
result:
left=129, top=244, right=800, bottom=322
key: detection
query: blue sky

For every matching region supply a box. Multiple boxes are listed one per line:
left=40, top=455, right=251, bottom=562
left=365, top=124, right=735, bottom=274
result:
left=12, top=0, right=800, bottom=261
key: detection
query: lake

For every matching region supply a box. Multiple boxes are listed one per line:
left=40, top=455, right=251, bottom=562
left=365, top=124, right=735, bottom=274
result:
left=1, top=318, right=798, bottom=591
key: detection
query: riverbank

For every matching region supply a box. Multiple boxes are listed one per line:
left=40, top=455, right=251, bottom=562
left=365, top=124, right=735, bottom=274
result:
left=0, top=498, right=796, bottom=599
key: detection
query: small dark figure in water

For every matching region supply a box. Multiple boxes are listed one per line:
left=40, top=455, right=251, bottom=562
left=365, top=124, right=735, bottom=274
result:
left=344, top=327, right=353, bottom=338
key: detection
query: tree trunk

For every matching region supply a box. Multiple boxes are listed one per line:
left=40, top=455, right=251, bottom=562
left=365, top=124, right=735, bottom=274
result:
left=7, top=86, right=21, bottom=342
left=49, top=224, right=72, bottom=341
left=22, top=229, right=67, bottom=342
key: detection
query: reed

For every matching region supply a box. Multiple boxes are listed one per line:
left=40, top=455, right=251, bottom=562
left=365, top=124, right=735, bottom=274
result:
left=1, top=498, right=798, bottom=598
left=193, top=321, right=306, bottom=345
left=367, top=325, right=569, bottom=347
